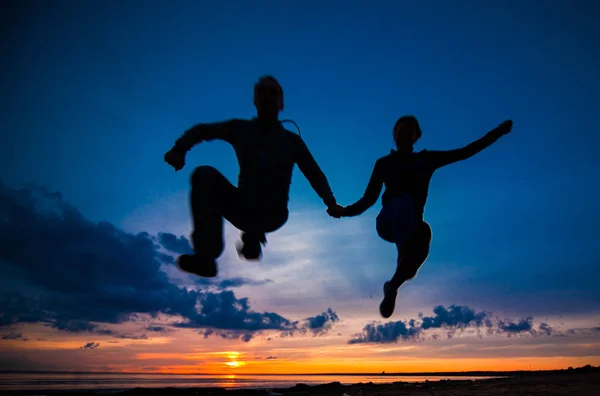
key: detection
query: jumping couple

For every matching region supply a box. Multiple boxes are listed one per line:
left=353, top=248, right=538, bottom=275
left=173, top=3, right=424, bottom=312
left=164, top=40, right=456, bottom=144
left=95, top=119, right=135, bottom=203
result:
left=164, top=75, right=513, bottom=318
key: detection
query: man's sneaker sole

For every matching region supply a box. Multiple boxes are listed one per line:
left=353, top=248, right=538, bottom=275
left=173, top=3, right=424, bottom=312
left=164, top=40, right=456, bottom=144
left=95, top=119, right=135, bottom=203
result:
left=236, top=237, right=264, bottom=261
left=177, top=254, right=218, bottom=278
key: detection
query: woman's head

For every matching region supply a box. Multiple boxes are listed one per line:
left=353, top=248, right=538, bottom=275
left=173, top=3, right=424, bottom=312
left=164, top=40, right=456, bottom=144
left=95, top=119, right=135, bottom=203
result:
left=393, top=115, right=422, bottom=152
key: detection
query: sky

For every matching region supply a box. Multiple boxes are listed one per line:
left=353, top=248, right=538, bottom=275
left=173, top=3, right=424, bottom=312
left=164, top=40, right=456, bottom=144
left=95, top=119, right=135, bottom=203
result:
left=1, top=0, right=600, bottom=374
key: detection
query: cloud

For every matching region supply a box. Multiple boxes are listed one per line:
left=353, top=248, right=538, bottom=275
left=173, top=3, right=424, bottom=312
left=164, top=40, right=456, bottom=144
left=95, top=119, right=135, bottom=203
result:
left=538, top=322, right=553, bottom=336
left=0, top=182, right=337, bottom=340
left=348, top=319, right=422, bottom=344
left=565, top=327, right=600, bottom=336
left=201, top=329, right=254, bottom=343
left=348, top=304, right=570, bottom=344
left=193, top=306, right=341, bottom=342
left=498, top=317, right=534, bottom=336
left=157, top=232, right=193, bottom=255
left=278, top=308, right=341, bottom=338
left=212, top=277, right=273, bottom=289
left=146, top=325, right=173, bottom=334
left=304, top=308, right=340, bottom=335
left=49, top=319, right=114, bottom=335
left=1, top=330, right=26, bottom=340
left=81, top=342, right=100, bottom=350
left=172, top=290, right=298, bottom=332
left=419, top=305, right=494, bottom=332
left=115, top=333, right=149, bottom=340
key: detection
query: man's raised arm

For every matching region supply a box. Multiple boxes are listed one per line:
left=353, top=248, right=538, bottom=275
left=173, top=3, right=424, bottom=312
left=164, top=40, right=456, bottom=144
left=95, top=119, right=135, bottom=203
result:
left=173, top=119, right=244, bottom=152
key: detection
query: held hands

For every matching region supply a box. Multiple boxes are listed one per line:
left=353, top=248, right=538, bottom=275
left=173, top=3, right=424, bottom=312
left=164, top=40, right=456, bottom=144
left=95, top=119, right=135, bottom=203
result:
left=164, top=147, right=186, bottom=171
left=327, top=204, right=347, bottom=219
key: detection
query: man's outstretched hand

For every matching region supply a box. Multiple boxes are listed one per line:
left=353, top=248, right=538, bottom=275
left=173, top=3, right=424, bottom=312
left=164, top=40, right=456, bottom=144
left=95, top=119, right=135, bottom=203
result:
left=164, top=147, right=186, bottom=171
left=327, top=204, right=346, bottom=219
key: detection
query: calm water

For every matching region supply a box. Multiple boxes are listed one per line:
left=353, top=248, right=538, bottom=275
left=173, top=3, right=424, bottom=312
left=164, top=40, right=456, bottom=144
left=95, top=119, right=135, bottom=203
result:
left=0, top=372, right=501, bottom=392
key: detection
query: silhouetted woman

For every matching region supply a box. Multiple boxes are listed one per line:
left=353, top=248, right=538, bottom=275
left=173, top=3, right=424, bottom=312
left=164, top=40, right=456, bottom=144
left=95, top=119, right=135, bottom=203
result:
left=331, top=116, right=513, bottom=318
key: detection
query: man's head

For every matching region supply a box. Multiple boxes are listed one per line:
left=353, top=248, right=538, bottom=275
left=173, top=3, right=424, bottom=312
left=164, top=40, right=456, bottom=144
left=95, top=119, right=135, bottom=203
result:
left=393, top=115, right=422, bottom=152
left=253, top=75, right=284, bottom=115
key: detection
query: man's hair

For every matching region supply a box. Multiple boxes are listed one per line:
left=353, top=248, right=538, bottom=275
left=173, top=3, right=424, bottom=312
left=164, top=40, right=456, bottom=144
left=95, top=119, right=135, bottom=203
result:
left=257, top=75, right=284, bottom=101
left=394, top=115, right=422, bottom=140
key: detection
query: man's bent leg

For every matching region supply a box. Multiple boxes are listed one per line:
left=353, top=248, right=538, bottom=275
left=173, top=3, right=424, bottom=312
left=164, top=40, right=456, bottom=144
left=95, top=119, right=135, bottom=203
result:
left=179, top=166, right=238, bottom=277
left=190, top=166, right=239, bottom=259
left=233, top=204, right=288, bottom=261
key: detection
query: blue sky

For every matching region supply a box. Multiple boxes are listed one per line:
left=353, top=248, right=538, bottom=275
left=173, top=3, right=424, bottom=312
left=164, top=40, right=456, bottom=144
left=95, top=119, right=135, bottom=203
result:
left=1, top=0, right=600, bottom=372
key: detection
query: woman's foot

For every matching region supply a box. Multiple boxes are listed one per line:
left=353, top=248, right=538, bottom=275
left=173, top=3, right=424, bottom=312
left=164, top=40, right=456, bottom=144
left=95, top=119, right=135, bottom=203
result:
left=379, top=281, right=398, bottom=319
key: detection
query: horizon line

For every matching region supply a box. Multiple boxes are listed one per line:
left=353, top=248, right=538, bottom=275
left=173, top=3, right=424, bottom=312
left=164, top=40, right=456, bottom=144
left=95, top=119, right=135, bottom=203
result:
left=2, top=365, right=597, bottom=376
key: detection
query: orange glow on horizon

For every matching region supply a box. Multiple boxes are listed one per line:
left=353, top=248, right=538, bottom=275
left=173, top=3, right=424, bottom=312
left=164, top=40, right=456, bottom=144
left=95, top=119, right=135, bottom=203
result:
left=135, top=356, right=600, bottom=375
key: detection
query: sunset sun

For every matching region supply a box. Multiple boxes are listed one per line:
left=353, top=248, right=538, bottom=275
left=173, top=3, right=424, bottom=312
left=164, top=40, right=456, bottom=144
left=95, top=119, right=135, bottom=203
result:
left=225, top=361, right=241, bottom=368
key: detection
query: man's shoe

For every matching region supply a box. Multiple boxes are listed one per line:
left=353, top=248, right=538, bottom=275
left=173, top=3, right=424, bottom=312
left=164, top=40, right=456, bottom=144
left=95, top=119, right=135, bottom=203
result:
left=237, top=233, right=266, bottom=261
left=177, top=254, right=218, bottom=278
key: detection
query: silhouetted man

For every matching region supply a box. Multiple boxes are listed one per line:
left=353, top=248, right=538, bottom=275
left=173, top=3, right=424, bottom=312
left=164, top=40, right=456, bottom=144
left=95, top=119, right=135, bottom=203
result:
left=330, top=116, right=513, bottom=318
left=164, top=75, right=343, bottom=277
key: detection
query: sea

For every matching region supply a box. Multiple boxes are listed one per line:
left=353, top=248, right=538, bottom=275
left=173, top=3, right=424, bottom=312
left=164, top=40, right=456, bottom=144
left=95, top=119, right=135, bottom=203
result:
left=0, top=372, right=502, bottom=393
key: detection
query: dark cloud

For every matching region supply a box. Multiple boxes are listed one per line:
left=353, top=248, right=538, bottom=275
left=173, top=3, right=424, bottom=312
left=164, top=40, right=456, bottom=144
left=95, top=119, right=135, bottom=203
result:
left=213, top=277, right=273, bottom=289
left=419, top=305, right=494, bottom=331
left=498, top=317, right=535, bottom=336
left=565, top=327, right=600, bottom=336
left=81, top=342, right=100, bottom=350
left=265, top=356, right=278, bottom=360
left=349, top=305, right=569, bottom=344
left=195, top=307, right=340, bottom=342
left=146, top=325, right=173, bottom=334
left=49, top=319, right=114, bottom=335
left=201, top=329, right=254, bottom=343
left=348, top=319, right=422, bottom=344
left=305, top=308, right=340, bottom=335
left=279, top=308, right=340, bottom=338
left=115, top=333, right=149, bottom=340
left=174, top=290, right=302, bottom=334
left=538, top=322, right=554, bottom=336
left=157, top=232, right=193, bottom=255
left=0, top=183, right=337, bottom=341
left=1, top=330, right=24, bottom=340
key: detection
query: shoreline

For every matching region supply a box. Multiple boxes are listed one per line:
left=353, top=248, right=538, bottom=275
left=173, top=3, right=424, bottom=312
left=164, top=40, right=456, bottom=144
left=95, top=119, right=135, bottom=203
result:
left=3, top=370, right=600, bottom=395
